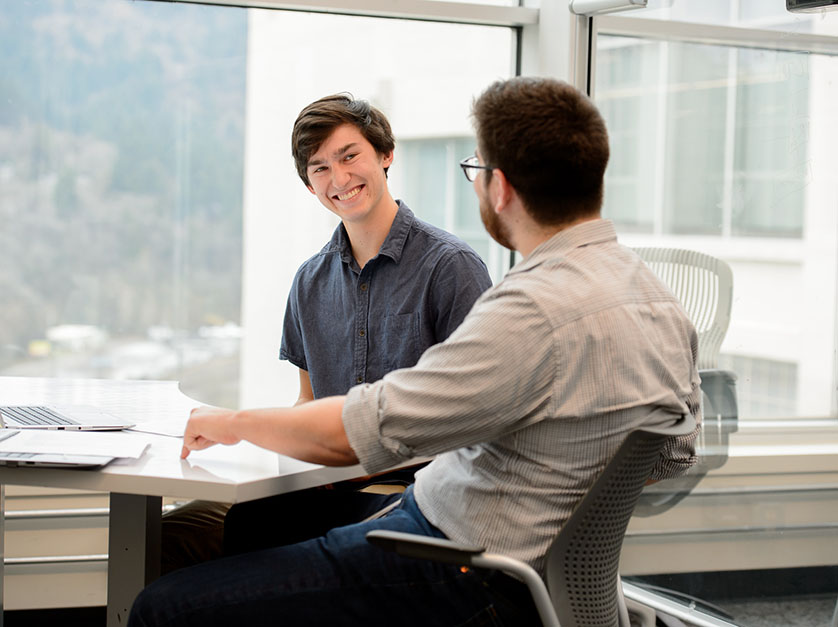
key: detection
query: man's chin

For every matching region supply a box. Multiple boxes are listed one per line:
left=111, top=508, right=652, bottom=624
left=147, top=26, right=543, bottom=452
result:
left=489, top=234, right=513, bottom=250
left=481, top=211, right=513, bottom=250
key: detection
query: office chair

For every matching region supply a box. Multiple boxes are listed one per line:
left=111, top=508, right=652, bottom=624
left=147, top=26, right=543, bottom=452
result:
left=632, top=248, right=738, bottom=517
left=367, top=415, right=696, bottom=627
left=632, top=248, right=732, bottom=370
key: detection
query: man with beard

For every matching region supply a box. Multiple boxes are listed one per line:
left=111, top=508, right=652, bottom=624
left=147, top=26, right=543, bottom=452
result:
left=131, top=77, right=701, bottom=627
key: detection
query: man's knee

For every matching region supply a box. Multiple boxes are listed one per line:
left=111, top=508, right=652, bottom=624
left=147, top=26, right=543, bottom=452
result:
left=161, top=500, right=230, bottom=573
left=127, top=584, right=155, bottom=627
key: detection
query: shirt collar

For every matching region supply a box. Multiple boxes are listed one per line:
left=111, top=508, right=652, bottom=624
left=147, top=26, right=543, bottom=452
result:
left=334, top=200, right=414, bottom=267
left=508, top=218, right=618, bottom=276
left=377, top=200, right=414, bottom=263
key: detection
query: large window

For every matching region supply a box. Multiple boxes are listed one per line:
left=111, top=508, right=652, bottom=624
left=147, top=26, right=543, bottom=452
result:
left=598, top=38, right=809, bottom=238
left=597, top=4, right=838, bottom=420
left=0, top=0, right=247, bottom=407
left=240, top=9, right=515, bottom=406
left=0, top=0, right=516, bottom=409
left=597, top=7, right=838, bottom=625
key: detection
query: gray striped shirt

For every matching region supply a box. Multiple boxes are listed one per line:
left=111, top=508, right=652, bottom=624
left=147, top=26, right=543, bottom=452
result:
left=342, top=219, right=701, bottom=574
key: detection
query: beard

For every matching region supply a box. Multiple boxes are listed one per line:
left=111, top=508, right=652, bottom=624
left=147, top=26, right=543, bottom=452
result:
left=479, top=193, right=514, bottom=250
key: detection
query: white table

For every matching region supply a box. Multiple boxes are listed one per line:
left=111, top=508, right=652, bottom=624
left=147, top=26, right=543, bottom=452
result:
left=0, top=377, right=369, bottom=627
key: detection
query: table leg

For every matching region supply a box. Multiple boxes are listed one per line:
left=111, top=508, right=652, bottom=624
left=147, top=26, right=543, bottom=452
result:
left=106, top=493, right=162, bottom=627
left=0, top=484, right=5, bottom=627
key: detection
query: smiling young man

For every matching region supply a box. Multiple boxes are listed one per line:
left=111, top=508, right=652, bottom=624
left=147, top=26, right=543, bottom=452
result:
left=160, top=94, right=493, bottom=569
left=303, top=122, right=395, bottom=268
left=135, top=78, right=701, bottom=626
left=280, top=94, right=492, bottom=403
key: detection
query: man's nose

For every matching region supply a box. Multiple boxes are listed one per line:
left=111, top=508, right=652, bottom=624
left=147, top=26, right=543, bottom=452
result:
left=332, top=163, right=351, bottom=188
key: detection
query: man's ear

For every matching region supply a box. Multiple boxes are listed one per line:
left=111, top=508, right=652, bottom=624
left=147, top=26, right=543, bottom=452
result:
left=306, top=184, right=316, bottom=195
left=490, top=169, right=514, bottom=213
left=380, top=150, right=394, bottom=169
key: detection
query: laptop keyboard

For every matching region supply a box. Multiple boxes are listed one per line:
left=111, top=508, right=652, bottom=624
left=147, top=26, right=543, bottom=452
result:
left=0, top=406, right=80, bottom=426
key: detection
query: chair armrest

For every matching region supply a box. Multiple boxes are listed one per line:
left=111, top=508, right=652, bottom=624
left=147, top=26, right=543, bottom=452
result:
left=366, top=530, right=561, bottom=627
left=365, top=529, right=485, bottom=566
left=698, top=368, right=738, bottom=427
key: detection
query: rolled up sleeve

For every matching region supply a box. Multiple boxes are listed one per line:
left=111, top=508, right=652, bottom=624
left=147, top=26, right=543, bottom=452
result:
left=649, top=383, right=702, bottom=481
left=342, top=382, right=412, bottom=474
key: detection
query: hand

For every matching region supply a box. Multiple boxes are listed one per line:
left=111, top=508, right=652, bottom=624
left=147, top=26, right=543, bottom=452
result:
left=181, top=406, right=242, bottom=459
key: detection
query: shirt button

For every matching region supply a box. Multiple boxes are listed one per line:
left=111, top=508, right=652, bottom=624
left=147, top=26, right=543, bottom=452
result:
left=359, top=330, right=365, bottom=337
left=360, top=283, right=368, bottom=291
left=356, top=376, right=363, bottom=383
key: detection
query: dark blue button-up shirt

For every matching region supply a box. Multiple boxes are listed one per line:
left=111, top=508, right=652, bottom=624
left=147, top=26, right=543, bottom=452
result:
left=280, top=201, right=493, bottom=399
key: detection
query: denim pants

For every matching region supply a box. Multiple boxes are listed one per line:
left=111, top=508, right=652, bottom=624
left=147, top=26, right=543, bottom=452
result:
left=128, top=486, right=539, bottom=627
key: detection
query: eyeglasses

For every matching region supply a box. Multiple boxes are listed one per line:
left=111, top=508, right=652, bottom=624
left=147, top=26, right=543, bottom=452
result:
left=459, top=155, right=494, bottom=182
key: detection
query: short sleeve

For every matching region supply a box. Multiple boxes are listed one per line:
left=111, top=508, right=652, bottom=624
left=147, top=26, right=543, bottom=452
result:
left=279, top=273, right=307, bottom=371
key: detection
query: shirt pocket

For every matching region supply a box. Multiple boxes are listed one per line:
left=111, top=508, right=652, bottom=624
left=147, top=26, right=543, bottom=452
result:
left=382, top=312, right=422, bottom=372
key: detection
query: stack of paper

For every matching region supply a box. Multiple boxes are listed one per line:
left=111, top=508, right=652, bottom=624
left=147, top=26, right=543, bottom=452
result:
left=0, top=430, right=152, bottom=459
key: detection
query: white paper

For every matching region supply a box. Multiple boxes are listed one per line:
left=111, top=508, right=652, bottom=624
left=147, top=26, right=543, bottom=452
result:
left=0, top=429, right=152, bottom=459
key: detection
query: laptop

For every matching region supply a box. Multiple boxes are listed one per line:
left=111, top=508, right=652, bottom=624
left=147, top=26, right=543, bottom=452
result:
left=0, top=429, right=116, bottom=468
left=0, top=405, right=135, bottom=431
left=0, top=449, right=116, bottom=469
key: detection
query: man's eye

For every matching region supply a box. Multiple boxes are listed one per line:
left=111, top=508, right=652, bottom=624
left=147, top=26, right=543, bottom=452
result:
left=312, top=166, right=327, bottom=174
left=344, top=153, right=357, bottom=162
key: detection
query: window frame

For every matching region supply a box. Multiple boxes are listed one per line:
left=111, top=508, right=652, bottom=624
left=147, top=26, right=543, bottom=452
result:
left=142, top=0, right=538, bottom=27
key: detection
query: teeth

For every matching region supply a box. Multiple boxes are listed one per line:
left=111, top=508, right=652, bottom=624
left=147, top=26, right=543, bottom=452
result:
left=337, top=186, right=362, bottom=201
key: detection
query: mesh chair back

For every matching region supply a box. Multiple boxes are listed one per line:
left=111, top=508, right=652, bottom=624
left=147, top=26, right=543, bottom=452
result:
left=546, top=428, right=673, bottom=627
left=633, top=248, right=733, bottom=369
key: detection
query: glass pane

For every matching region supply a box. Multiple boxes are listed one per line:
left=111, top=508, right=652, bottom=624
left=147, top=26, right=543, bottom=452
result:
left=661, top=42, right=729, bottom=235
left=242, top=11, right=514, bottom=406
left=594, top=39, right=659, bottom=232
left=718, top=354, right=799, bottom=418
left=599, top=38, right=811, bottom=239
left=2, top=0, right=515, bottom=409
left=597, top=34, right=831, bottom=420
left=1, top=0, right=246, bottom=408
left=732, top=47, right=809, bottom=237
left=597, top=18, right=838, bottom=627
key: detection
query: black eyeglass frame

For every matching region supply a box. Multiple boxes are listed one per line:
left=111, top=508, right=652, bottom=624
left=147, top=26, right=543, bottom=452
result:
left=459, top=155, right=494, bottom=182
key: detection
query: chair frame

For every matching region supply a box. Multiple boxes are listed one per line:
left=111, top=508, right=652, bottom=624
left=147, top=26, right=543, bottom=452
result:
left=367, top=415, right=696, bottom=627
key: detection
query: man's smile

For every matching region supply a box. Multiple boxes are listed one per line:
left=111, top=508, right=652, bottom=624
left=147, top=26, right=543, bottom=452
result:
left=335, top=185, right=364, bottom=202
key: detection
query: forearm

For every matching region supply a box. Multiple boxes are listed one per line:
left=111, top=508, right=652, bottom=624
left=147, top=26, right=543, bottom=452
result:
left=182, top=396, right=358, bottom=466
left=294, top=368, right=315, bottom=406
left=236, top=397, right=356, bottom=465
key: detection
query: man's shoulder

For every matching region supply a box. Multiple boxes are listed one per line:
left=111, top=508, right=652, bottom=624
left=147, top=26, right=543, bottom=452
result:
left=406, top=214, right=482, bottom=260
left=292, top=237, right=345, bottom=282
left=510, top=241, right=686, bottom=323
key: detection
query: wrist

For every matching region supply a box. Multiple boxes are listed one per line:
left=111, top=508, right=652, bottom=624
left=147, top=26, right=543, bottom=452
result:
left=226, top=409, right=249, bottom=443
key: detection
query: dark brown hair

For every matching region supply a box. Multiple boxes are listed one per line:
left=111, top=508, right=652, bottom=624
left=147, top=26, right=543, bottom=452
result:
left=291, top=93, right=395, bottom=186
left=472, top=77, right=610, bottom=225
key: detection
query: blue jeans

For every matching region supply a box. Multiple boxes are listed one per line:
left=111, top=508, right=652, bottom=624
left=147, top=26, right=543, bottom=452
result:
left=128, top=487, right=539, bottom=626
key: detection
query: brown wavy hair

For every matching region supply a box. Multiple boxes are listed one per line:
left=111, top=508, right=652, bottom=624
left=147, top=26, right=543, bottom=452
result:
left=291, top=93, right=395, bottom=186
left=472, top=77, right=609, bottom=226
